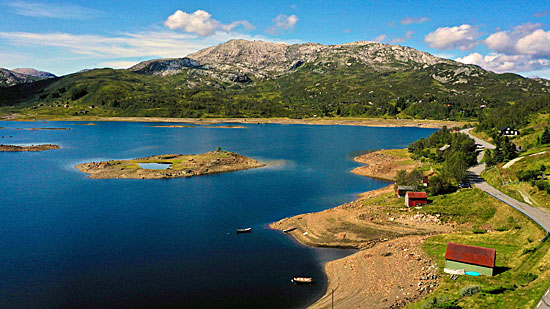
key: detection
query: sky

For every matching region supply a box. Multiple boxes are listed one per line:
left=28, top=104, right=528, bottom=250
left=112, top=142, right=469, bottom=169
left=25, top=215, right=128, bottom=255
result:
left=1, top=0, right=549, bottom=78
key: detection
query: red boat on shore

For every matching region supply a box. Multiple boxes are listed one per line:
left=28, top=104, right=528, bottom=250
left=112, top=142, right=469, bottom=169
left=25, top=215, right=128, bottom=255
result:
left=291, top=277, right=312, bottom=284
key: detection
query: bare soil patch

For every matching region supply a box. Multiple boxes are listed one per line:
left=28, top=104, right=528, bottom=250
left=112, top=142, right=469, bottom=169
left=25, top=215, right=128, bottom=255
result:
left=351, top=149, right=421, bottom=181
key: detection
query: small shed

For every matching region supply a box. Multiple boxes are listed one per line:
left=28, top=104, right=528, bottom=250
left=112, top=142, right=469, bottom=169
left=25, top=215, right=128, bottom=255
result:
left=445, top=242, right=496, bottom=276
left=500, top=126, right=519, bottom=136
left=405, top=192, right=428, bottom=207
left=438, top=144, right=451, bottom=152
left=397, top=185, right=414, bottom=197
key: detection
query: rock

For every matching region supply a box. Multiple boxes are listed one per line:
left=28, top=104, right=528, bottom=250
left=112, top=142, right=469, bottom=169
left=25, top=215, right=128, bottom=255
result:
left=230, top=73, right=252, bottom=83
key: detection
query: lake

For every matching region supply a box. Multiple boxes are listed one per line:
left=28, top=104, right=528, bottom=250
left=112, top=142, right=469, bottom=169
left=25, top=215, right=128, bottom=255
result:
left=0, top=121, right=436, bottom=308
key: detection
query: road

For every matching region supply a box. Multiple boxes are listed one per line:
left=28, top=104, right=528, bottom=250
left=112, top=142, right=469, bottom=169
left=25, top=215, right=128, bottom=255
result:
left=461, top=129, right=550, bottom=309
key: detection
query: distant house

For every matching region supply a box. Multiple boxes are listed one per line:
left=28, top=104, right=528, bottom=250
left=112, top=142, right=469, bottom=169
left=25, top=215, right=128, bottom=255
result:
left=500, top=126, right=519, bottom=136
left=438, top=144, right=451, bottom=152
left=445, top=242, right=496, bottom=276
left=397, top=185, right=414, bottom=197
left=422, top=171, right=436, bottom=186
left=405, top=192, right=428, bottom=207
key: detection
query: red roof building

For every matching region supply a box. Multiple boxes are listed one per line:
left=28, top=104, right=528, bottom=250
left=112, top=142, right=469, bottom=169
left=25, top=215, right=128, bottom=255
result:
left=405, top=192, right=428, bottom=207
left=445, top=242, right=496, bottom=275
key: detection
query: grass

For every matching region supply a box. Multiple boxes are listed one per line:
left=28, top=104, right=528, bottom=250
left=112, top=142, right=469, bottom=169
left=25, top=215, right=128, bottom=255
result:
left=483, top=152, right=550, bottom=210
left=405, top=188, right=549, bottom=308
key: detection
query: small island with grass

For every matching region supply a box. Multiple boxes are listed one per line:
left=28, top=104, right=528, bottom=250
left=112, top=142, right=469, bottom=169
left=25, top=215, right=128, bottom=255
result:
left=0, top=144, right=60, bottom=152
left=75, top=149, right=265, bottom=179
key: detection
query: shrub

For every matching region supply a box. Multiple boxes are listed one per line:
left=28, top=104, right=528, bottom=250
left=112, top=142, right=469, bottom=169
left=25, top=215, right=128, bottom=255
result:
left=518, top=273, right=538, bottom=286
left=460, top=285, right=480, bottom=297
left=422, top=296, right=461, bottom=309
left=522, top=247, right=537, bottom=255
left=482, top=284, right=516, bottom=294
left=71, top=87, right=88, bottom=100
left=473, top=228, right=487, bottom=234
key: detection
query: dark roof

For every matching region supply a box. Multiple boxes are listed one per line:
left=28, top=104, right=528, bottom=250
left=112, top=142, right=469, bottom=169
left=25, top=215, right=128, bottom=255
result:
left=445, top=242, right=496, bottom=268
left=406, top=192, right=428, bottom=199
left=397, top=185, right=414, bottom=190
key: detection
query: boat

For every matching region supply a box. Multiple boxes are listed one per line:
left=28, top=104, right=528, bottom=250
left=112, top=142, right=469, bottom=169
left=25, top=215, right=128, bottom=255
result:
left=283, top=227, right=297, bottom=233
left=291, top=277, right=313, bottom=284
left=236, top=228, right=252, bottom=233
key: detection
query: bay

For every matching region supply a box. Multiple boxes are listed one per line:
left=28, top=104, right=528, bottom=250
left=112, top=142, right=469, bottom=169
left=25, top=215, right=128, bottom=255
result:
left=0, top=121, right=436, bottom=308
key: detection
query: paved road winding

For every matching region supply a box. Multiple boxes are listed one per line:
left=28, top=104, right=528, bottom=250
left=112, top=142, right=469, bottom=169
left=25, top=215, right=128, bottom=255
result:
left=461, top=129, right=550, bottom=309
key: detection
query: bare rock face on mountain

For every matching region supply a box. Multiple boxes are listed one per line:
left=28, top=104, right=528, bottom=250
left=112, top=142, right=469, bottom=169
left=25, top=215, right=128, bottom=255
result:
left=12, top=68, right=56, bottom=79
left=0, top=68, right=35, bottom=87
left=0, top=68, right=56, bottom=87
left=129, top=39, right=465, bottom=81
left=129, top=58, right=200, bottom=76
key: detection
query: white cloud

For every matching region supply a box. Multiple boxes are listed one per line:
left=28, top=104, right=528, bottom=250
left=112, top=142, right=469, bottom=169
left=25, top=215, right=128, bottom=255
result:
left=0, top=29, right=300, bottom=61
left=392, top=30, right=413, bottom=43
left=484, top=23, right=546, bottom=55
left=373, top=34, right=387, bottom=42
left=424, top=24, right=480, bottom=50
left=456, top=52, right=550, bottom=73
left=97, top=60, right=140, bottom=69
left=6, top=1, right=101, bottom=19
left=401, top=17, right=429, bottom=25
left=221, top=20, right=255, bottom=32
left=164, top=10, right=220, bottom=36
left=266, top=14, right=298, bottom=34
left=164, top=10, right=254, bottom=37
left=516, top=29, right=550, bottom=57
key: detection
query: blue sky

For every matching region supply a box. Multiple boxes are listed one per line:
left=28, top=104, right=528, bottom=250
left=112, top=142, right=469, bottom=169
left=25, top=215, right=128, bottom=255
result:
left=1, top=0, right=549, bottom=78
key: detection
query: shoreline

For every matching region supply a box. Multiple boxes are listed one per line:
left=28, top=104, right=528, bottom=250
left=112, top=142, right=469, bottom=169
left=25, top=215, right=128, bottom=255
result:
left=1, top=115, right=466, bottom=129
left=270, top=150, right=448, bottom=308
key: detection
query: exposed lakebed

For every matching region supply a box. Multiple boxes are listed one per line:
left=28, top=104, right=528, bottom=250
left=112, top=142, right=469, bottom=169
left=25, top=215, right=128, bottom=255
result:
left=0, top=121, right=435, bottom=308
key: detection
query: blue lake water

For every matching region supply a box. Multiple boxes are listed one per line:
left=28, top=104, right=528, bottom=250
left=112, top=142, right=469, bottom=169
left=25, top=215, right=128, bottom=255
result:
left=0, top=121, right=436, bottom=308
left=137, top=162, right=171, bottom=169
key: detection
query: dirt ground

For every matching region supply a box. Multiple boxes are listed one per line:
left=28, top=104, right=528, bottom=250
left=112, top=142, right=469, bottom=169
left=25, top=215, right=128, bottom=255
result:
left=4, top=115, right=465, bottom=129
left=271, top=185, right=450, bottom=308
left=310, top=236, right=440, bottom=309
left=351, top=149, right=422, bottom=181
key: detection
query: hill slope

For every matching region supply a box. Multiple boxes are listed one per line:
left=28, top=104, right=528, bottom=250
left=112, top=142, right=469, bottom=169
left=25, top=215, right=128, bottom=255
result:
left=1, top=40, right=549, bottom=119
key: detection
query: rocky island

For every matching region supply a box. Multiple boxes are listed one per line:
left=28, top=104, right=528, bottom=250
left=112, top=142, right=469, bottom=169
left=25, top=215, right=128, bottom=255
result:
left=75, top=150, right=265, bottom=179
left=0, top=144, right=60, bottom=152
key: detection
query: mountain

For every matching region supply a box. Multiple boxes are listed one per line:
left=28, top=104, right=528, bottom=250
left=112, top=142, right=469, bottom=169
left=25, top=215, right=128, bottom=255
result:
left=129, top=39, right=457, bottom=80
left=1, top=39, right=549, bottom=120
left=0, top=68, right=56, bottom=87
left=12, top=68, right=56, bottom=79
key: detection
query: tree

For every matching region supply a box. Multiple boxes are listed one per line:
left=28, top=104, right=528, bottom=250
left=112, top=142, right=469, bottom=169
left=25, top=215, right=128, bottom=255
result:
left=540, top=127, right=550, bottom=145
left=443, top=152, right=468, bottom=182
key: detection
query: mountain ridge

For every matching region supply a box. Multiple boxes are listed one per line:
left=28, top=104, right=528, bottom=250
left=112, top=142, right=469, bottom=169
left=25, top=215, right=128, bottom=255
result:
left=0, top=68, right=56, bottom=87
left=1, top=39, right=549, bottom=121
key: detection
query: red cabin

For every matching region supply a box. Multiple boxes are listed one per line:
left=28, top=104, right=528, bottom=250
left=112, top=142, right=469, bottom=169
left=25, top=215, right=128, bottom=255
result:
left=405, top=192, right=428, bottom=207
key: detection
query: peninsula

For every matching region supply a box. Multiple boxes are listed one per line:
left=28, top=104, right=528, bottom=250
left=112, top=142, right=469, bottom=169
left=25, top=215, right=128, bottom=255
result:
left=75, top=150, right=265, bottom=179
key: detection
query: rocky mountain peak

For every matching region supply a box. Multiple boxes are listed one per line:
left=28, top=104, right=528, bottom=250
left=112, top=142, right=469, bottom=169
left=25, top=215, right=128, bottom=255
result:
left=12, top=68, right=56, bottom=79
left=128, top=39, right=470, bottom=82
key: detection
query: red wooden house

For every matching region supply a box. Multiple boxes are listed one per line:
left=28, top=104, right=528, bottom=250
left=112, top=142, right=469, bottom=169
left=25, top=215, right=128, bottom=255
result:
left=405, top=192, right=428, bottom=207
